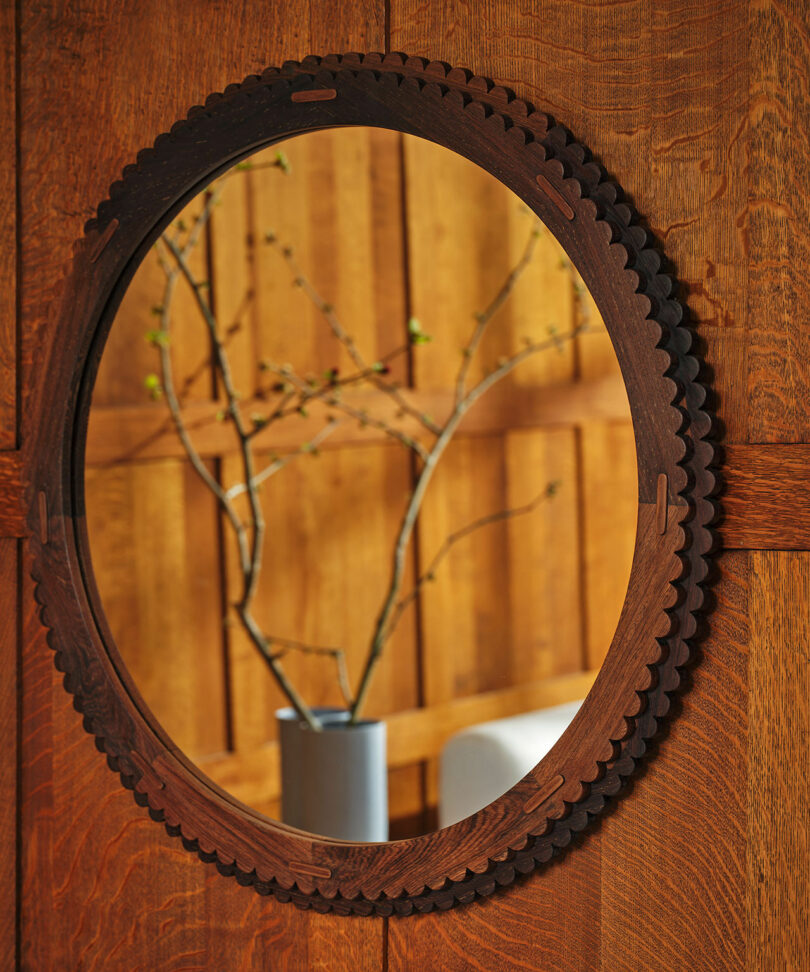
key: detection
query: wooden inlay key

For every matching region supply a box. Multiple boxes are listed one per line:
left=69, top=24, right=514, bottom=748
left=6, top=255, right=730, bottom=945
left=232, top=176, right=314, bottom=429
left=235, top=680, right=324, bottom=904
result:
left=288, top=861, right=332, bottom=879
left=291, top=88, right=337, bottom=103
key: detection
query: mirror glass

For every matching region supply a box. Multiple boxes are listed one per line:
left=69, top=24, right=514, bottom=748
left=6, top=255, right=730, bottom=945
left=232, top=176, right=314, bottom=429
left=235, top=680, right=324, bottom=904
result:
left=86, top=128, right=637, bottom=841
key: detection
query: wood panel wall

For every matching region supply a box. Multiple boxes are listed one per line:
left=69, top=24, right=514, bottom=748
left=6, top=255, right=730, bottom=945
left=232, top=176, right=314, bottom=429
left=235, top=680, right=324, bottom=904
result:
left=1, top=1, right=808, bottom=970
left=82, top=128, right=632, bottom=830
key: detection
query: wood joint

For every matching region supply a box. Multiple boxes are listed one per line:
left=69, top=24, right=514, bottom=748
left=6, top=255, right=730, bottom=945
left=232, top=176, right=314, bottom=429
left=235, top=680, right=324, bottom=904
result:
left=523, top=773, right=565, bottom=813
left=37, top=491, right=48, bottom=544
left=656, top=473, right=668, bottom=534
left=291, top=89, right=337, bottom=103
left=89, top=218, right=120, bottom=263
left=535, top=174, right=575, bottom=220
left=288, top=861, right=332, bottom=879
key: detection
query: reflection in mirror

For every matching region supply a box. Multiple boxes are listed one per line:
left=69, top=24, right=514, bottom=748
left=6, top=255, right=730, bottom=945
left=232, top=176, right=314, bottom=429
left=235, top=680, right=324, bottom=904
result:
left=86, top=128, right=637, bottom=841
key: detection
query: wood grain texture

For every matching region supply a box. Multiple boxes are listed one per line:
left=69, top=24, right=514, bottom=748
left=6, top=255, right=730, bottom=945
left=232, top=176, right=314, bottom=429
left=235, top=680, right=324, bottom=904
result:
left=723, top=444, right=810, bottom=550
left=747, top=551, right=810, bottom=971
left=0, top=451, right=26, bottom=537
left=600, top=551, right=748, bottom=971
left=0, top=540, right=18, bottom=972
left=0, top=0, right=15, bottom=450
left=390, top=0, right=748, bottom=442
left=747, top=0, right=810, bottom=442
left=9, top=0, right=808, bottom=967
left=389, top=831, right=601, bottom=972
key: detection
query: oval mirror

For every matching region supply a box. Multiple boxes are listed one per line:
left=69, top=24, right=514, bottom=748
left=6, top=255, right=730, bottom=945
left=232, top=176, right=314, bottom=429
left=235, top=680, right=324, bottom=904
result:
left=31, top=54, right=716, bottom=915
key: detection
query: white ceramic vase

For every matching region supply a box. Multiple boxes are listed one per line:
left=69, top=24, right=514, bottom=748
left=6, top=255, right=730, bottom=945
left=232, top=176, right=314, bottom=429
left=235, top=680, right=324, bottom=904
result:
left=276, top=706, right=388, bottom=842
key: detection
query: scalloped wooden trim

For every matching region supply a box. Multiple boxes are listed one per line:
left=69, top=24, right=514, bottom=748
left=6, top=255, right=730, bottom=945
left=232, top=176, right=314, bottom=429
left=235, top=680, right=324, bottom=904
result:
left=28, top=52, right=719, bottom=916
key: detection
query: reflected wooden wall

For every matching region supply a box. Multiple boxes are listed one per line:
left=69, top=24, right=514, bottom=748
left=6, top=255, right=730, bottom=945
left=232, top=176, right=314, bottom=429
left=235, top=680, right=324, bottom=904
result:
left=84, top=129, right=635, bottom=830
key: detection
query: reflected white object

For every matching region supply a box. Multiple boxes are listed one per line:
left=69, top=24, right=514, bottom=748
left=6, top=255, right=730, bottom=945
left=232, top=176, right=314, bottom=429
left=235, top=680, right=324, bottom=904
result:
left=438, top=699, right=584, bottom=828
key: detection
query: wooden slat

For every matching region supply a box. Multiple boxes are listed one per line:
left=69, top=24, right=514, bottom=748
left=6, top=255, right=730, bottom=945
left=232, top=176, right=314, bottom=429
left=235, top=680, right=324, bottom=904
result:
left=601, top=551, right=749, bottom=971
left=747, top=0, right=810, bottom=442
left=747, top=551, right=810, bottom=970
left=85, top=459, right=229, bottom=759
left=85, top=372, right=631, bottom=465
left=0, top=0, right=15, bottom=450
left=505, top=427, right=584, bottom=680
left=0, top=451, right=26, bottom=537
left=579, top=423, right=637, bottom=668
left=198, top=670, right=597, bottom=809
left=723, top=444, right=810, bottom=550
left=0, top=540, right=18, bottom=972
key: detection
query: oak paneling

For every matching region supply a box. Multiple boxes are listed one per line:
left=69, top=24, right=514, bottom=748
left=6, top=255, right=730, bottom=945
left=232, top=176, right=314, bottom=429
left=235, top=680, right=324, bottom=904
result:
left=11, top=1, right=810, bottom=970
left=723, top=444, right=810, bottom=550
left=0, top=540, right=18, bottom=972
left=747, top=0, right=810, bottom=442
left=747, top=551, right=810, bottom=971
left=389, top=832, right=601, bottom=972
left=0, top=452, right=26, bottom=538
left=0, top=0, right=15, bottom=450
left=601, top=552, right=749, bottom=971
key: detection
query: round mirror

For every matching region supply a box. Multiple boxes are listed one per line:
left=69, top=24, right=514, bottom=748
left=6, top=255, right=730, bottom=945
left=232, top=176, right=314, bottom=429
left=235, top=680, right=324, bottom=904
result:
left=85, top=127, right=636, bottom=841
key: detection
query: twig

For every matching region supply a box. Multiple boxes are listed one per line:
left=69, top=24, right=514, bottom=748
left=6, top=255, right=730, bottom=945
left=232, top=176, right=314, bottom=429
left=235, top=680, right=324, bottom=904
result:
left=269, top=239, right=442, bottom=436
left=225, top=419, right=341, bottom=500
left=266, top=636, right=353, bottom=710
left=349, top=238, right=583, bottom=723
left=455, top=222, right=543, bottom=405
left=382, top=484, right=559, bottom=646
left=272, top=365, right=430, bottom=462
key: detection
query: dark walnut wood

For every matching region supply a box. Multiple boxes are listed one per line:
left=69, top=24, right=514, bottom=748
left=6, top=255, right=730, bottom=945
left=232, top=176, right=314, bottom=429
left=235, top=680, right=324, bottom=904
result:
left=26, top=52, right=718, bottom=916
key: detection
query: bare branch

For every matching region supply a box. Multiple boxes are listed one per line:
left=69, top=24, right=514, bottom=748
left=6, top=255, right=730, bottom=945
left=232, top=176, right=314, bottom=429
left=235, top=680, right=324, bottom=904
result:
left=382, top=484, right=559, bottom=646
left=349, top=323, right=585, bottom=722
left=265, top=635, right=353, bottom=710
left=159, top=215, right=322, bottom=730
left=225, top=418, right=341, bottom=501
left=455, top=222, right=543, bottom=404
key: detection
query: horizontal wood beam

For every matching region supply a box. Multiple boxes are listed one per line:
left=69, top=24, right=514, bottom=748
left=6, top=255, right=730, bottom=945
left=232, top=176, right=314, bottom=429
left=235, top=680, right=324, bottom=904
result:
left=197, top=669, right=597, bottom=810
left=722, top=444, right=810, bottom=549
left=0, top=452, right=26, bottom=537
left=85, top=375, right=631, bottom=466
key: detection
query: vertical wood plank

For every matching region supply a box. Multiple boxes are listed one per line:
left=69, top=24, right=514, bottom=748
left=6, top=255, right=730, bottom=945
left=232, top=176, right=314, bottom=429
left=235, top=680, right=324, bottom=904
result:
left=0, top=0, right=15, bottom=449
left=578, top=422, right=637, bottom=670
left=747, top=0, right=810, bottom=442
left=505, top=427, right=583, bottom=682
left=0, top=540, right=18, bottom=972
left=85, top=459, right=228, bottom=759
left=601, top=552, right=749, bottom=971
left=747, top=551, right=810, bottom=970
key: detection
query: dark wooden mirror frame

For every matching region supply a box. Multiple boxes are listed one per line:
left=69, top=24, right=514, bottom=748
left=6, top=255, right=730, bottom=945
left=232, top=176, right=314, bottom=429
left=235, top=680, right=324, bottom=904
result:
left=29, top=53, right=718, bottom=916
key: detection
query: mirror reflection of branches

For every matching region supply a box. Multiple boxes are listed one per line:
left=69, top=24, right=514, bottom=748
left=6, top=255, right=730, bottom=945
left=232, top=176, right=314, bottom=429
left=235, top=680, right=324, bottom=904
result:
left=86, top=128, right=637, bottom=841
